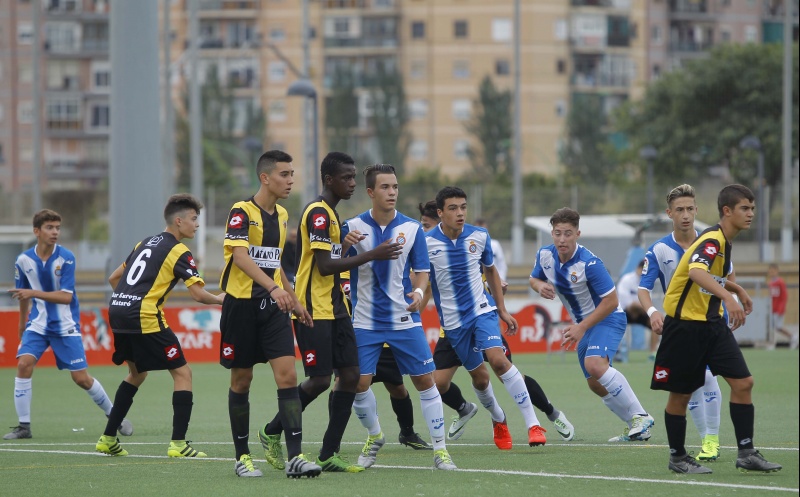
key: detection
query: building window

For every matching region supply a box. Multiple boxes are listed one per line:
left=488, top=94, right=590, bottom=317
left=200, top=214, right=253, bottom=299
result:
left=555, top=99, right=566, bottom=117
left=47, top=60, right=80, bottom=90
left=268, top=61, right=286, bottom=82
left=744, top=25, right=758, bottom=42
left=269, top=27, right=286, bottom=42
left=452, top=60, right=470, bottom=79
left=492, top=18, right=512, bottom=42
left=409, top=99, right=428, bottom=119
left=17, top=22, right=34, bottom=44
left=268, top=100, right=286, bottom=122
left=411, top=21, right=425, bottom=39
left=651, top=25, right=661, bottom=43
left=556, top=59, right=566, bottom=74
left=89, top=103, right=110, bottom=129
left=91, top=61, right=111, bottom=91
left=409, top=140, right=428, bottom=160
left=410, top=59, right=426, bottom=80
left=18, top=62, right=33, bottom=84
left=652, top=64, right=661, bottom=78
left=454, top=20, right=468, bottom=39
left=46, top=97, right=81, bottom=122
left=45, top=22, right=80, bottom=53
left=18, top=101, right=34, bottom=124
left=454, top=139, right=469, bottom=160
left=495, top=59, right=510, bottom=76
left=452, top=99, right=471, bottom=121
left=720, top=29, right=731, bottom=42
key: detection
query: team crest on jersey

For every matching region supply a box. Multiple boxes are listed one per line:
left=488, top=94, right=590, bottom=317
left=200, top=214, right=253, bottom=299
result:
left=570, top=271, right=578, bottom=283
left=14, top=267, right=19, bottom=280
left=146, top=235, right=163, bottom=247
left=468, top=240, right=477, bottom=253
left=313, top=214, right=328, bottom=229
left=396, top=232, right=406, bottom=245
left=642, top=258, right=650, bottom=275
left=55, top=265, right=62, bottom=276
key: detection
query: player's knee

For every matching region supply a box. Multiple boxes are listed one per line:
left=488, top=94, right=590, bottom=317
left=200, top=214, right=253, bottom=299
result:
left=72, top=372, right=94, bottom=389
left=731, top=375, right=754, bottom=394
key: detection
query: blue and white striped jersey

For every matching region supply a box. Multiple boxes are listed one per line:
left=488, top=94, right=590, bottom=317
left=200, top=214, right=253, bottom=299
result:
left=14, top=245, right=80, bottom=336
left=639, top=231, right=698, bottom=293
left=530, top=244, right=622, bottom=324
left=425, top=223, right=496, bottom=331
left=342, top=210, right=429, bottom=330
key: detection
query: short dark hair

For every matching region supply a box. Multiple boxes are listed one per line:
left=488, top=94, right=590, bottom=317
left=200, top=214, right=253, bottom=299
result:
left=321, top=151, right=355, bottom=184
left=33, top=209, right=61, bottom=229
left=363, top=163, right=396, bottom=190
left=717, top=184, right=754, bottom=217
left=637, top=259, right=646, bottom=269
left=435, top=186, right=467, bottom=211
left=164, top=193, right=203, bottom=223
left=256, top=150, right=292, bottom=177
left=550, top=207, right=580, bottom=228
left=418, top=200, right=438, bottom=220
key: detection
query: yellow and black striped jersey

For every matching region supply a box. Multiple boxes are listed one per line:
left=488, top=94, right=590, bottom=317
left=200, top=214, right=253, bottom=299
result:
left=663, top=224, right=731, bottom=322
left=109, top=232, right=203, bottom=334
left=220, top=197, right=288, bottom=299
left=295, top=197, right=349, bottom=320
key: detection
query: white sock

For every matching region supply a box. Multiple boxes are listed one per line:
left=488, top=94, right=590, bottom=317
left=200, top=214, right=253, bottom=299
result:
left=353, top=387, right=382, bottom=436
left=419, top=385, right=446, bottom=450
left=598, top=367, right=647, bottom=423
left=86, top=378, right=113, bottom=415
left=602, top=394, right=632, bottom=426
left=703, top=370, right=722, bottom=436
left=688, top=387, right=707, bottom=438
left=499, top=365, right=540, bottom=428
left=472, top=382, right=505, bottom=422
left=14, top=377, right=32, bottom=424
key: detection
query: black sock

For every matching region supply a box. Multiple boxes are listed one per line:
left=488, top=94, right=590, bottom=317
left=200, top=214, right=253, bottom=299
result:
left=730, top=402, right=755, bottom=451
left=265, top=383, right=316, bottom=435
left=441, top=383, right=467, bottom=413
left=391, top=394, right=415, bottom=436
left=171, top=390, right=193, bottom=441
left=278, top=387, right=303, bottom=459
left=228, top=389, right=250, bottom=460
left=524, top=375, right=554, bottom=416
left=319, top=390, right=355, bottom=461
left=664, top=411, right=687, bottom=458
left=104, top=381, right=138, bottom=437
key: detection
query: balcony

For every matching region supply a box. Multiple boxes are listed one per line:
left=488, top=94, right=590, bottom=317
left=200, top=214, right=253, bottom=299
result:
left=324, top=36, right=398, bottom=49
left=669, top=0, right=717, bottom=20
left=669, top=39, right=714, bottom=52
left=198, top=0, right=258, bottom=19
left=572, top=71, right=630, bottom=89
left=571, top=0, right=631, bottom=8
left=47, top=160, right=108, bottom=180
left=44, top=39, right=108, bottom=57
left=46, top=75, right=82, bottom=92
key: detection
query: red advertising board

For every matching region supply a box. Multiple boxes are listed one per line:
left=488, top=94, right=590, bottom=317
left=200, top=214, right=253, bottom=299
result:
left=0, top=304, right=567, bottom=368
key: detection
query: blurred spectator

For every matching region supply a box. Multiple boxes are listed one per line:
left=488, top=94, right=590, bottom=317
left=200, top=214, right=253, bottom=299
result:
left=768, top=264, right=796, bottom=349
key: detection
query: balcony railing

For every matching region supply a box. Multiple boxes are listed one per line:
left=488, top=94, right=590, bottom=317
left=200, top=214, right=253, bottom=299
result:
left=323, top=36, right=398, bottom=49
left=669, top=39, right=714, bottom=52
left=47, top=160, right=108, bottom=180
left=571, top=71, right=630, bottom=88
left=669, top=0, right=709, bottom=14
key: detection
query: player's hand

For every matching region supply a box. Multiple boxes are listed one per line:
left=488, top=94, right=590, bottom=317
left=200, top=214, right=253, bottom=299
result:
left=270, top=287, right=293, bottom=313
left=371, top=240, right=403, bottom=260
left=343, top=231, right=367, bottom=252
left=501, top=281, right=509, bottom=295
left=500, top=311, right=518, bottom=336
left=737, top=290, right=753, bottom=315
left=724, top=294, right=746, bottom=331
left=405, top=290, right=422, bottom=312
left=560, top=324, right=585, bottom=351
left=292, top=304, right=313, bottom=328
left=215, top=292, right=226, bottom=305
left=650, top=311, right=664, bottom=335
left=8, top=289, right=35, bottom=301
left=538, top=283, right=556, bottom=300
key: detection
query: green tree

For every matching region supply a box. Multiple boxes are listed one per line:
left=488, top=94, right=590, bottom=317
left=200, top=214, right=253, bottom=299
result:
left=325, top=67, right=359, bottom=154
left=613, top=43, right=799, bottom=193
left=368, top=66, right=410, bottom=174
left=175, top=64, right=266, bottom=191
left=559, top=93, right=619, bottom=185
left=464, top=75, right=513, bottom=177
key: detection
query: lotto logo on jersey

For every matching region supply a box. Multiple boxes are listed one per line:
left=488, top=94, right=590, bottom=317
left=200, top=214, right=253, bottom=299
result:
left=313, top=214, right=328, bottom=229
left=304, top=350, right=317, bottom=366
left=187, top=256, right=196, bottom=268
left=229, top=214, right=244, bottom=229
left=703, top=242, right=717, bottom=257
left=164, top=345, right=181, bottom=361
left=222, top=342, right=234, bottom=360
left=653, top=366, right=670, bottom=382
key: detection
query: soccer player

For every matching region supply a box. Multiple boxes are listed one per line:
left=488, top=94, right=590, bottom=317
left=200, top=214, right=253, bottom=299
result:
left=638, top=184, right=724, bottom=459
left=419, top=201, right=574, bottom=445
left=651, top=184, right=781, bottom=474
left=5, top=209, right=131, bottom=441
left=259, top=152, right=403, bottom=473
left=530, top=207, right=654, bottom=443
left=218, top=150, right=320, bottom=478
left=95, top=194, right=221, bottom=457
left=343, top=164, right=455, bottom=470
left=767, top=264, right=796, bottom=348
left=427, top=186, right=547, bottom=449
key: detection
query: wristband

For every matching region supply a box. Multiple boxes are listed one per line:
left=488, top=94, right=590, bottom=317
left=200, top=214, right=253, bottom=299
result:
left=646, top=306, right=658, bottom=318
left=413, top=287, right=424, bottom=298
left=268, top=285, right=279, bottom=295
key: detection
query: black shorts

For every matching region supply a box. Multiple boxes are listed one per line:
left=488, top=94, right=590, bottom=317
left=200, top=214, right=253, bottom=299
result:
left=371, top=347, right=403, bottom=386
left=651, top=316, right=751, bottom=394
left=433, top=334, right=512, bottom=370
left=295, top=317, right=359, bottom=377
left=219, top=295, right=296, bottom=369
left=112, top=329, right=187, bottom=373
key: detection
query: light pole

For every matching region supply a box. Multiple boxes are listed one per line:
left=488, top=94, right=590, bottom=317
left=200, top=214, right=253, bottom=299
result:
left=287, top=79, right=319, bottom=206
left=739, top=135, right=766, bottom=262
left=639, top=145, right=658, bottom=216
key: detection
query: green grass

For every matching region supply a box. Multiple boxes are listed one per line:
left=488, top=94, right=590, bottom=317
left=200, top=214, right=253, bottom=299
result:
left=0, top=349, right=797, bottom=496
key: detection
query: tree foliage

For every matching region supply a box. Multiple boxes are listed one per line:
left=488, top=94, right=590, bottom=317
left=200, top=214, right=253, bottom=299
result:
left=613, top=42, right=799, bottom=193
left=325, top=67, right=359, bottom=155
left=368, top=66, right=411, bottom=174
left=464, top=75, right=513, bottom=177
left=175, top=64, right=266, bottom=191
left=559, top=93, right=620, bottom=184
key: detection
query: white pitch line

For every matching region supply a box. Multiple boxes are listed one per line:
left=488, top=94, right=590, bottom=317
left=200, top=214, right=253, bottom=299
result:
left=0, top=447, right=795, bottom=493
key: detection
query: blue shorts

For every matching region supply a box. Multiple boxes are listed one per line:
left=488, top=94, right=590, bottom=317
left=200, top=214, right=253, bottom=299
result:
left=576, top=312, right=626, bottom=379
left=355, top=326, right=434, bottom=377
left=17, top=330, right=88, bottom=371
left=444, top=311, right=505, bottom=372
